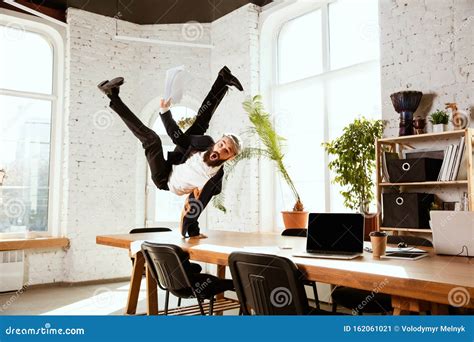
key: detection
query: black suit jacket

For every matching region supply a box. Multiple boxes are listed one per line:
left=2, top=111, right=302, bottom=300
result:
left=160, top=110, right=224, bottom=235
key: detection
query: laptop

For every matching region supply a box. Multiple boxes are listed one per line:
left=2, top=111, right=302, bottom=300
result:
left=293, top=213, right=364, bottom=260
left=430, top=210, right=474, bottom=257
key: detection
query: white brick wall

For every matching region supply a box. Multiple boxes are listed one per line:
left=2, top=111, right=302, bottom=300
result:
left=207, top=4, right=262, bottom=233
left=25, top=5, right=260, bottom=285
left=379, top=0, right=473, bottom=235
left=380, top=0, right=474, bottom=136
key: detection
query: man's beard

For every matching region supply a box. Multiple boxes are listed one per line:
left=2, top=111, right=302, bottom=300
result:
left=203, top=146, right=226, bottom=167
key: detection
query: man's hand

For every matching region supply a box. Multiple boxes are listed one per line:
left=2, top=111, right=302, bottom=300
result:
left=160, top=98, right=171, bottom=112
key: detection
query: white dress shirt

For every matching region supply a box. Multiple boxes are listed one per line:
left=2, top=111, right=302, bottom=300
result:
left=167, top=151, right=221, bottom=196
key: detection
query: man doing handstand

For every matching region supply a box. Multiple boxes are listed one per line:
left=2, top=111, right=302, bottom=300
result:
left=97, top=66, right=243, bottom=239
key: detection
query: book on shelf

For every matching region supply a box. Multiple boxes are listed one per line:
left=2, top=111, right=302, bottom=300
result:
left=382, top=152, right=399, bottom=182
left=436, top=137, right=467, bottom=181
left=437, top=145, right=452, bottom=181
left=452, top=137, right=466, bottom=180
left=446, top=144, right=458, bottom=181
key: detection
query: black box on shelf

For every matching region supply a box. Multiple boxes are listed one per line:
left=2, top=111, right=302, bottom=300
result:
left=382, top=193, right=435, bottom=229
left=387, top=158, right=443, bottom=183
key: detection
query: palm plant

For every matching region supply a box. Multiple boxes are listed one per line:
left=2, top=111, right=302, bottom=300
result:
left=213, top=95, right=303, bottom=213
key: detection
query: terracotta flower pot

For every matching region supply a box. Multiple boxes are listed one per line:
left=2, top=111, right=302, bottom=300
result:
left=281, top=211, right=309, bottom=229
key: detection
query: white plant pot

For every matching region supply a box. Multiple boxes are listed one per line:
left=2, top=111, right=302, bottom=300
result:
left=432, top=124, right=446, bottom=133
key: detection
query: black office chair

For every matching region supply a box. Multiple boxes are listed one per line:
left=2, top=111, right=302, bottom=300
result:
left=129, top=227, right=202, bottom=308
left=331, top=236, right=432, bottom=315
left=281, top=229, right=320, bottom=309
left=229, top=252, right=337, bottom=315
left=142, top=242, right=234, bottom=315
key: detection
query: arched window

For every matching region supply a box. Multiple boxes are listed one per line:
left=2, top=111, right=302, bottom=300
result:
left=0, top=16, right=63, bottom=237
left=145, top=106, right=197, bottom=227
left=274, top=0, right=381, bottom=227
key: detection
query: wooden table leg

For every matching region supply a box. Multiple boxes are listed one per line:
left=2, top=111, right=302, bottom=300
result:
left=214, top=264, right=227, bottom=316
left=146, top=264, right=159, bottom=315
left=430, top=303, right=449, bottom=315
left=126, top=251, right=144, bottom=315
left=216, top=264, right=226, bottom=300
left=392, top=296, right=431, bottom=315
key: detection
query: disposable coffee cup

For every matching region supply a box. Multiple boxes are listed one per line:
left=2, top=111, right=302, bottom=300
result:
left=370, top=231, right=387, bottom=259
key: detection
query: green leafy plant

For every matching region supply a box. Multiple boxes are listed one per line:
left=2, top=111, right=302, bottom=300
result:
left=322, top=117, right=385, bottom=213
left=212, top=95, right=303, bottom=213
left=429, top=110, right=449, bottom=125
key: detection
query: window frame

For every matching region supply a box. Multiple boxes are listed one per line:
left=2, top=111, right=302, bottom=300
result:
left=0, top=13, right=65, bottom=238
left=272, top=0, right=380, bottom=226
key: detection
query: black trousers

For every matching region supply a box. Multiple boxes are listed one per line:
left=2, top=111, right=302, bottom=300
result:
left=108, top=73, right=229, bottom=190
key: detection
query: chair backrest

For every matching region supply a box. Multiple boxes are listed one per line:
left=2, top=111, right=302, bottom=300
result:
left=387, top=235, right=433, bottom=247
left=130, top=227, right=172, bottom=234
left=281, top=228, right=307, bottom=237
left=141, top=242, right=193, bottom=293
left=228, top=252, right=310, bottom=315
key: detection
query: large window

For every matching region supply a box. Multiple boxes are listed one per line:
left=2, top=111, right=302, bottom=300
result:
left=0, top=18, right=61, bottom=236
left=274, top=0, right=380, bottom=226
left=146, top=106, right=197, bottom=227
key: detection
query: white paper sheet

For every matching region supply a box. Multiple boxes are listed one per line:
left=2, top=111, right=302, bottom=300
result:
left=164, top=65, right=188, bottom=103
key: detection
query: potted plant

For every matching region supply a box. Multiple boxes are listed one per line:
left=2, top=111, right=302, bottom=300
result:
left=322, top=117, right=385, bottom=239
left=213, top=95, right=308, bottom=229
left=429, top=110, right=449, bottom=133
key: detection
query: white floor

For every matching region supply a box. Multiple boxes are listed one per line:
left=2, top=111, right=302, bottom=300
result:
left=0, top=279, right=217, bottom=316
left=0, top=279, right=335, bottom=316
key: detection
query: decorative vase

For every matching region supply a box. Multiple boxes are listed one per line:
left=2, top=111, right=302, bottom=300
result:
left=432, top=124, right=446, bottom=133
left=390, top=91, right=423, bottom=136
left=413, top=116, right=426, bottom=135
left=363, top=215, right=378, bottom=241
left=281, top=211, right=309, bottom=229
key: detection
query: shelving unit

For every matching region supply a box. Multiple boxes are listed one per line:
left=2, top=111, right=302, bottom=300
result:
left=375, top=128, right=474, bottom=235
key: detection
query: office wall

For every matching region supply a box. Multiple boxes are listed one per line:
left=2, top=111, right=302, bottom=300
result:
left=22, top=4, right=260, bottom=284
left=207, top=4, right=262, bottom=233
left=380, top=0, right=474, bottom=136
left=25, top=8, right=213, bottom=284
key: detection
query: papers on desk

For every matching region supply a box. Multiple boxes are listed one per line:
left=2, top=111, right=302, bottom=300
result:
left=364, top=246, right=427, bottom=254
left=363, top=241, right=427, bottom=254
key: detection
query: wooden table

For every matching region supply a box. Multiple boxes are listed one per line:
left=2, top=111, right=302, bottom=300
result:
left=96, top=230, right=474, bottom=315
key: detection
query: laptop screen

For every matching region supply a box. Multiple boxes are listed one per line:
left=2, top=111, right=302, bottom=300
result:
left=306, top=213, right=365, bottom=254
